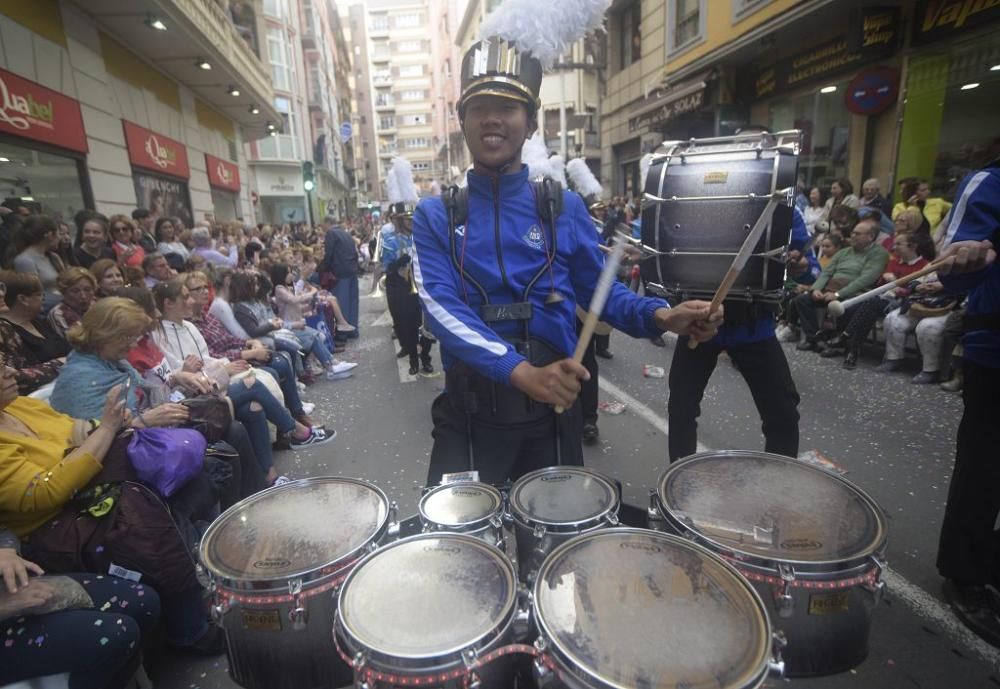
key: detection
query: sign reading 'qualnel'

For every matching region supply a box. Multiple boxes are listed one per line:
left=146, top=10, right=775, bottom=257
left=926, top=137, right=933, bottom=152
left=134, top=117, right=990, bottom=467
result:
left=0, top=68, right=88, bottom=153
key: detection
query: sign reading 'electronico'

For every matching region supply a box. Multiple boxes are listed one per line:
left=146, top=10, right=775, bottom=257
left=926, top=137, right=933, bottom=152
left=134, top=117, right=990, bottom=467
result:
left=206, top=154, right=241, bottom=192
left=122, top=120, right=190, bottom=179
left=0, top=68, right=87, bottom=153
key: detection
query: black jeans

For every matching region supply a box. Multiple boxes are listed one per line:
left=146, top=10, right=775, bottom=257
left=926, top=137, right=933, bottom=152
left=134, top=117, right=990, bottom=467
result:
left=936, top=361, right=1000, bottom=585
left=426, top=392, right=583, bottom=486
left=667, top=335, right=800, bottom=462
left=576, top=320, right=599, bottom=425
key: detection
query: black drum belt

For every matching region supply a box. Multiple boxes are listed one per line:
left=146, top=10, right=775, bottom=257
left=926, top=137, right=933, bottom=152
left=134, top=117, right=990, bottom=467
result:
left=963, top=312, right=1000, bottom=332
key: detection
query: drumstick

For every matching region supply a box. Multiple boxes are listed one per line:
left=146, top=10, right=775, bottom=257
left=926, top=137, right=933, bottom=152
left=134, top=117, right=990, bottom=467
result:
left=555, top=239, right=627, bottom=414
left=688, top=194, right=784, bottom=349
left=826, top=258, right=947, bottom=317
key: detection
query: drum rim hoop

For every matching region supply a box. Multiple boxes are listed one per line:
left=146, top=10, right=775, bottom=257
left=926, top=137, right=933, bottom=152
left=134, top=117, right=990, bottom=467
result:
left=200, top=476, right=391, bottom=586
left=418, top=481, right=504, bottom=529
left=336, top=533, right=518, bottom=662
left=655, top=451, right=888, bottom=571
left=509, top=466, right=619, bottom=528
left=533, top=527, right=773, bottom=689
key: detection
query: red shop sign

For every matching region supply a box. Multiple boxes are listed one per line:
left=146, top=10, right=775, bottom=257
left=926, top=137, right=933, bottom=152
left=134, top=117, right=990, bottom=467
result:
left=122, top=120, right=190, bottom=179
left=0, top=68, right=87, bottom=153
left=206, top=154, right=240, bottom=192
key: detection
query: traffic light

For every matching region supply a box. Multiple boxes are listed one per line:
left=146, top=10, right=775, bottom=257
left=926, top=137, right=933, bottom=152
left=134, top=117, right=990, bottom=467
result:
left=302, top=161, right=315, bottom=193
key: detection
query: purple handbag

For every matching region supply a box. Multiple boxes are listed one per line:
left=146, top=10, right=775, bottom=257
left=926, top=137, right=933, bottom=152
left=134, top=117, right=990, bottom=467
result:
left=126, top=427, right=207, bottom=498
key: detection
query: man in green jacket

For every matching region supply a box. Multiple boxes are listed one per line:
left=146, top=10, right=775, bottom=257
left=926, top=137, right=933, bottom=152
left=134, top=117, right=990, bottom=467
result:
left=792, top=218, right=889, bottom=351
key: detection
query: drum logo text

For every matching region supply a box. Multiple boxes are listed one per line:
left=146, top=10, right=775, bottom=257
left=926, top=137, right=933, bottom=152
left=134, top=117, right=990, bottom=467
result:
left=242, top=609, right=282, bottom=631
left=253, top=557, right=293, bottom=570
left=453, top=489, right=484, bottom=497
left=808, top=591, right=850, bottom=615
left=780, top=538, right=823, bottom=551
left=619, top=542, right=662, bottom=553
left=703, top=171, right=728, bottom=184
left=540, top=475, right=571, bottom=482
left=424, top=545, right=461, bottom=554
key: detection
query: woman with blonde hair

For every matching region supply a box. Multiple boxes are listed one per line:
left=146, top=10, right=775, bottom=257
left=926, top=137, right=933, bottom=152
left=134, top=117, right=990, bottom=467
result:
left=48, top=267, right=97, bottom=338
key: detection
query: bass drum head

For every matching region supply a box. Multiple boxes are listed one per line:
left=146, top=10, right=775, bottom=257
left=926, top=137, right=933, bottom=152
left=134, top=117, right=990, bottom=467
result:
left=201, top=477, right=388, bottom=584
left=510, top=466, right=617, bottom=528
left=419, top=481, right=502, bottom=527
left=338, top=534, right=516, bottom=660
left=657, top=451, right=886, bottom=567
left=534, top=528, right=771, bottom=689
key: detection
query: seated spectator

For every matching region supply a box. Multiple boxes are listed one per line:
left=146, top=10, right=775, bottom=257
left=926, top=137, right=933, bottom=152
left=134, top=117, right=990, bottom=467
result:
left=208, top=266, right=250, bottom=340
left=822, top=177, right=861, bottom=217
left=108, top=215, right=145, bottom=268
left=184, top=270, right=315, bottom=427
left=48, top=267, right=97, bottom=338
left=857, top=206, right=894, bottom=243
left=803, top=186, right=825, bottom=235
left=142, top=251, right=175, bottom=288
left=859, top=177, right=892, bottom=216
left=271, top=262, right=356, bottom=335
left=89, top=258, right=126, bottom=297
left=791, top=218, right=890, bottom=351
left=131, top=209, right=158, bottom=254
left=0, top=271, right=69, bottom=394
left=877, top=272, right=959, bottom=384
left=53, top=219, right=78, bottom=268
left=156, top=216, right=189, bottom=270
left=891, top=208, right=936, bottom=261
left=73, top=212, right=115, bottom=269
left=151, top=279, right=335, bottom=484
left=191, top=225, right=238, bottom=267
left=185, top=251, right=210, bottom=275
left=892, top=177, right=952, bottom=237
left=827, top=204, right=859, bottom=240
left=1, top=362, right=223, bottom=654
left=817, top=232, right=845, bottom=271
left=819, top=232, right=931, bottom=368
left=0, top=528, right=161, bottom=689
left=8, top=215, right=64, bottom=312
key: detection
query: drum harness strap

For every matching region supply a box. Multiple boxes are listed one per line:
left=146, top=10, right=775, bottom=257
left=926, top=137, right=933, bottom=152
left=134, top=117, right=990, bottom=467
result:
left=442, top=179, right=567, bottom=472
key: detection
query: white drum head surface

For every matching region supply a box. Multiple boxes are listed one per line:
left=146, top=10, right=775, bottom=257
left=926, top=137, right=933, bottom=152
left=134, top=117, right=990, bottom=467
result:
left=420, top=482, right=501, bottom=526
left=535, top=529, right=769, bottom=689
left=202, top=477, right=388, bottom=581
left=339, top=535, right=516, bottom=658
left=659, top=452, right=885, bottom=564
left=511, top=467, right=616, bottom=526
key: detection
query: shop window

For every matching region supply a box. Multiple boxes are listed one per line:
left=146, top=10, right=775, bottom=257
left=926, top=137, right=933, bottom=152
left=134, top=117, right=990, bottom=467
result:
left=732, top=0, right=775, bottom=22
left=769, top=80, right=850, bottom=192
left=612, top=1, right=641, bottom=72
left=0, top=140, right=88, bottom=222
left=669, top=0, right=705, bottom=56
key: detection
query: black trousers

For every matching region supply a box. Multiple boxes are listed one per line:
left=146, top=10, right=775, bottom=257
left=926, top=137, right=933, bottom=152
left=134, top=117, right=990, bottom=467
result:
left=576, top=319, right=599, bottom=425
left=936, top=361, right=1000, bottom=585
left=426, top=392, right=584, bottom=486
left=387, top=275, right=431, bottom=366
left=843, top=298, right=895, bottom=352
left=667, top=335, right=800, bottom=462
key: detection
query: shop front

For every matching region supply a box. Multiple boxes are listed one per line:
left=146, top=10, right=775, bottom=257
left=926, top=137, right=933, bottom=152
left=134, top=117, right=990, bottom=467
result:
left=253, top=164, right=306, bottom=225
left=0, top=67, right=91, bottom=222
left=896, top=1, right=1000, bottom=198
left=206, top=154, right=241, bottom=222
left=123, top=121, right=193, bottom=228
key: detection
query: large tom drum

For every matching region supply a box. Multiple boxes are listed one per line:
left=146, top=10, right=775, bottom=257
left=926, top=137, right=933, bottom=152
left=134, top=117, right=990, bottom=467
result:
left=651, top=451, right=887, bottom=676
left=200, top=477, right=394, bottom=689
left=532, top=528, right=782, bottom=689
left=640, top=131, right=800, bottom=303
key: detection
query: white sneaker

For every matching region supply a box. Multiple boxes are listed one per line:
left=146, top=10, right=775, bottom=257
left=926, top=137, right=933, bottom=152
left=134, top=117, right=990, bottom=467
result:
left=331, top=361, right=358, bottom=374
left=777, top=325, right=800, bottom=343
left=301, top=402, right=316, bottom=415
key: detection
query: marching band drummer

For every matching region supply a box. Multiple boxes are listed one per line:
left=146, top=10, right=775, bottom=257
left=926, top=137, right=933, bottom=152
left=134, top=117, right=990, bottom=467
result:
left=410, top=35, right=721, bottom=487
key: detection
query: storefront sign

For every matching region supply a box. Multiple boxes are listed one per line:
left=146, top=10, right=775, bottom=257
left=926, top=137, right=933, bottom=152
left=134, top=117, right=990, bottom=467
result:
left=133, top=171, right=193, bottom=227
left=0, top=68, right=87, bottom=153
left=628, top=76, right=709, bottom=133
left=845, top=66, right=900, bottom=116
left=753, top=8, right=899, bottom=99
left=912, top=0, right=1000, bottom=46
left=123, top=121, right=190, bottom=179
left=206, top=154, right=241, bottom=193
left=255, top=166, right=304, bottom=197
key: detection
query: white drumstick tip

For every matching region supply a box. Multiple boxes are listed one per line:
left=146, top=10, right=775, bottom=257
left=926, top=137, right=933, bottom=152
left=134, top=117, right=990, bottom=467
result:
left=827, top=300, right=845, bottom=318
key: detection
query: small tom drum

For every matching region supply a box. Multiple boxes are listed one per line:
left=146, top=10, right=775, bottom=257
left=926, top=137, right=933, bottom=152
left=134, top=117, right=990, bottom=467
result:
left=651, top=451, right=887, bottom=676
left=201, top=477, right=394, bottom=689
left=419, top=481, right=505, bottom=549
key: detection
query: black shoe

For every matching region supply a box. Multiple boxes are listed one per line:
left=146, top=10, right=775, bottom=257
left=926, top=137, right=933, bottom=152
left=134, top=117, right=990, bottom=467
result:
left=408, top=363, right=419, bottom=375
left=842, top=351, right=858, bottom=370
left=822, top=334, right=847, bottom=349
left=595, top=349, right=613, bottom=360
left=421, top=362, right=434, bottom=374
left=876, top=359, right=903, bottom=373
left=819, top=346, right=845, bottom=358
left=396, top=349, right=408, bottom=358
left=582, top=423, right=600, bottom=444
left=942, top=580, right=1000, bottom=648
left=796, top=339, right=820, bottom=352
left=912, top=370, right=940, bottom=385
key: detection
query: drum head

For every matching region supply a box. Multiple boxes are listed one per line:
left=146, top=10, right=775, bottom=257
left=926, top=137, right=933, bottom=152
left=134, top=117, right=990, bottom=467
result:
left=201, top=477, right=388, bottom=583
left=419, top=482, right=502, bottom=527
left=510, top=467, right=617, bottom=527
left=658, top=451, right=885, bottom=565
left=338, top=534, right=516, bottom=659
left=535, top=529, right=770, bottom=689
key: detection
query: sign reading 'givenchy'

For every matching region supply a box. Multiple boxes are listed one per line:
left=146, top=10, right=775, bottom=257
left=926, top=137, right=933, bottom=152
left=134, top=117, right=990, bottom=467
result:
left=0, top=68, right=87, bottom=153
left=123, top=120, right=190, bottom=179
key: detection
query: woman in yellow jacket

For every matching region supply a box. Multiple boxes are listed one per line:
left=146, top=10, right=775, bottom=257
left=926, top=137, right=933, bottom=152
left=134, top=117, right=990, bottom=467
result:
left=892, top=177, right=952, bottom=236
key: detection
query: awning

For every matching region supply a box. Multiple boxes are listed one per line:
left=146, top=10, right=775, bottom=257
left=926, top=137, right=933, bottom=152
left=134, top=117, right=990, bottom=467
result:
left=628, top=70, right=714, bottom=132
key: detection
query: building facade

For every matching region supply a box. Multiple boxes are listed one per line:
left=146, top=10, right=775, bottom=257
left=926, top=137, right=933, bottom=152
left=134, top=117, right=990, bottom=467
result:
left=341, top=2, right=379, bottom=207
left=0, top=0, right=279, bottom=227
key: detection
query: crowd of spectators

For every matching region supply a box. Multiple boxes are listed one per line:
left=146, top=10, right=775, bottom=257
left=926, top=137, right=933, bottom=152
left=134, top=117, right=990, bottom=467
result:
left=0, top=204, right=377, bottom=686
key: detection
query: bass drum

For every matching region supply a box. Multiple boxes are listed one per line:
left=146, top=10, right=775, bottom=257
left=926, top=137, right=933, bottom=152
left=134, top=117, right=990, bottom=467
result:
left=200, top=477, right=394, bottom=689
left=532, top=528, right=782, bottom=689
left=651, top=451, right=888, bottom=676
left=640, top=131, right=801, bottom=303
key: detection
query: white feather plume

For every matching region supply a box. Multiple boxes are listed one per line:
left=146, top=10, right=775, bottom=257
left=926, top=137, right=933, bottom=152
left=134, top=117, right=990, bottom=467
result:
left=479, top=0, right=611, bottom=69
left=547, top=153, right=567, bottom=187
left=521, top=132, right=552, bottom=179
left=388, top=156, right=419, bottom=205
left=639, top=153, right=653, bottom=193
left=566, top=158, right=603, bottom=198
left=385, top=161, right=401, bottom=204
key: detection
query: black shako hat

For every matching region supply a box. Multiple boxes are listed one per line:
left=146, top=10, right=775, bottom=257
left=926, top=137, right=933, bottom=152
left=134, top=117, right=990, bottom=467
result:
left=458, top=38, right=542, bottom=116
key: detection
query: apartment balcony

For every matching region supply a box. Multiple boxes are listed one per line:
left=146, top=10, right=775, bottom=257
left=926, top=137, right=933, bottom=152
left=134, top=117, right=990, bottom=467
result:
left=374, top=98, right=395, bottom=112
left=372, top=75, right=394, bottom=88
left=78, top=0, right=280, bottom=140
left=378, top=148, right=397, bottom=158
left=368, top=22, right=390, bottom=38
left=371, top=51, right=391, bottom=63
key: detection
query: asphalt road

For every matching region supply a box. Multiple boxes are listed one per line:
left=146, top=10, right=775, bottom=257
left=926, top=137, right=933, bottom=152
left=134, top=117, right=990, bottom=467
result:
left=155, top=278, right=999, bottom=689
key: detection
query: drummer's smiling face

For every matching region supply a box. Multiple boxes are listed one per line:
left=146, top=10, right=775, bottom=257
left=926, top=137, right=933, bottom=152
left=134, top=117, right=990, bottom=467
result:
left=462, top=94, right=536, bottom=175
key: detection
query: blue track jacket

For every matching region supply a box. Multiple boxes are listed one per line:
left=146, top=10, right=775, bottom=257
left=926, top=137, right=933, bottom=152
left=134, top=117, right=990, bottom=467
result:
left=412, top=167, right=668, bottom=385
left=939, top=163, right=1000, bottom=368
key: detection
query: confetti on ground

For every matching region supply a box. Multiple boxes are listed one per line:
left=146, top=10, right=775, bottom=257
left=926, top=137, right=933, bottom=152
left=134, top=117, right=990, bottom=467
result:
left=598, top=400, right=626, bottom=415
left=642, top=364, right=665, bottom=378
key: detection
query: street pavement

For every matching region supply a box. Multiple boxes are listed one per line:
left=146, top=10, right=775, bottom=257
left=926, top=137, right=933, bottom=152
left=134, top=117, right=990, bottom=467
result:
left=156, top=277, right=1000, bottom=689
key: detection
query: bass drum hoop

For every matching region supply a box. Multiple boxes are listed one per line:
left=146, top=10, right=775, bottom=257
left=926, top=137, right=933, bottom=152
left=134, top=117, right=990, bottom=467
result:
left=655, top=451, right=888, bottom=577
left=201, top=476, right=391, bottom=593
left=533, top=527, right=774, bottom=689
left=509, top=467, right=620, bottom=534
left=418, top=481, right=505, bottom=533
left=335, top=533, right=518, bottom=673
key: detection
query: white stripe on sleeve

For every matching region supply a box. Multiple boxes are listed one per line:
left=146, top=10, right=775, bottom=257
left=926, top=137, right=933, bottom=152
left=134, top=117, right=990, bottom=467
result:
left=941, top=171, right=989, bottom=249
